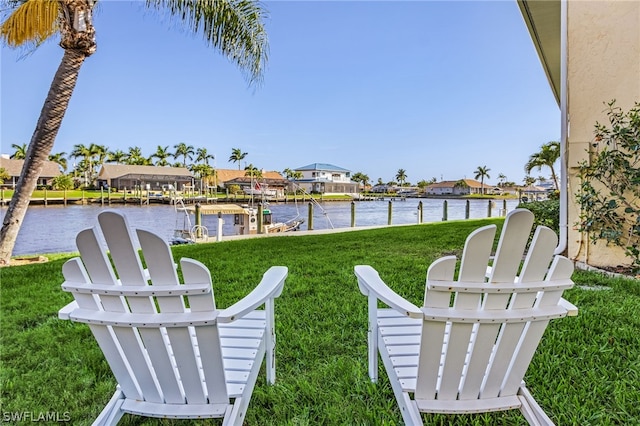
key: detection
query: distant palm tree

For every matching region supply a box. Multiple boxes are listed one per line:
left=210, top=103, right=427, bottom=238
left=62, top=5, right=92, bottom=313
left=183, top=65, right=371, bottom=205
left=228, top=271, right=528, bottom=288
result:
left=10, top=143, right=27, bottom=160
left=126, top=146, right=150, bottom=165
left=70, top=143, right=94, bottom=184
left=196, top=147, right=214, bottom=165
left=229, top=148, right=248, bottom=170
left=0, top=0, right=269, bottom=265
left=174, top=142, right=195, bottom=167
left=474, top=165, right=491, bottom=195
left=498, top=173, right=507, bottom=187
left=107, top=149, right=127, bottom=164
left=48, top=152, right=68, bottom=172
left=395, top=169, right=407, bottom=187
left=525, top=141, right=560, bottom=190
left=352, top=172, right=370, bottom=190
left=244, top=164, right=262, bottom=178
left=152, top=145, right=172, bottom=167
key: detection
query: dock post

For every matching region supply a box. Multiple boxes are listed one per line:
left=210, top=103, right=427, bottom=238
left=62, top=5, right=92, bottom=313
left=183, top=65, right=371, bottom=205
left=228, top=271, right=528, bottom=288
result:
left=64, top=189, right=67, bottom=207
left=308, top=202, right=314, bottom=230
left=258, top=203, right=264, bottom=234
left=101, top=187, right=104, bottom=206
left=44, top=188, right=47, bottom=207
left=108, top=187, right=111, bottom=206
left=217, top=212, right=223, bottom=241
left=502, top=199, right=507, bottom=216
left=388, top=200, right=393, bottom=225
left=443, top=200, right=448, bottom=221
left=418, top=201, right=423, bottom=224
left=351, top=201, right=356, bottom=227
left=487, top=200, right=492, bottom=218
left=195, top=203, right=202, bottom=238
left=465, top=200, right=470, bottom=219
left=124, top=188, right=127, bottom=204
left=82, top=190, right=85, bottom=205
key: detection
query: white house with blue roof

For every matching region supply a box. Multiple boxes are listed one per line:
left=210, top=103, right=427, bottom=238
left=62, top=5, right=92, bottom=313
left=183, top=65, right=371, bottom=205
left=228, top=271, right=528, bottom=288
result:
left=293, top=163, right=359, bottom=195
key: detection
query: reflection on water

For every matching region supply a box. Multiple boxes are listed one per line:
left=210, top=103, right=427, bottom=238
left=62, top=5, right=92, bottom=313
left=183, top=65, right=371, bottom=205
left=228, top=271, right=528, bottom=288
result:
left=1, top=198, right=520, bottom=256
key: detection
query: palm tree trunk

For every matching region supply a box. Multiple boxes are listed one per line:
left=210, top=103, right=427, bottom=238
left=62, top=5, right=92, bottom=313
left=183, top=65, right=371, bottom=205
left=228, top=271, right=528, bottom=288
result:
left=0, top=49, right=87, bottom=265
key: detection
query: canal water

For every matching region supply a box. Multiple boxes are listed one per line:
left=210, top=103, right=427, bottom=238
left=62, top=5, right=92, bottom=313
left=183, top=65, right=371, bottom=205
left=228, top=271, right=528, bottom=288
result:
left=1, top=198, right=520, bottom=256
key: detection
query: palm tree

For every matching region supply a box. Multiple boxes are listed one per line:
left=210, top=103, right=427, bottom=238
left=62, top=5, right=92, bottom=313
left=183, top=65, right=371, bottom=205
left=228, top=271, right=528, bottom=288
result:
left=174, top=142, right=195, bottom=167
left=352, top=172, right=370, bottom=191
left=107, top=149, right=127, bottom=164
left=244, top=164, right=262, bottom=179
left=152, top=145, right=172, bottom=167
left=48, top=151, right=68, bottom=172
left=10, top=143, right=27, bottom=159
left=498, top=173, right=507, bottom=187
left=70, top=143, right=92, bottom=185
left=0, top=0, right=269, bottom=265
left=474, top=165, right=491, bottom=195
left=525, top=141, right=560, bottom=190
left=126, top=146, right=149, bottom=166
left=395, top=169, right=407, bottom=187
left=195, top=147, right=214, bottom=165
left=229, top=148, right=248, bottom=170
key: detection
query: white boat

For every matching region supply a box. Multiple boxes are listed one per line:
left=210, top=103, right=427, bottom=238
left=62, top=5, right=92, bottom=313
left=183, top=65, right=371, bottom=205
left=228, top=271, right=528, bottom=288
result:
left=170, top=203, right=303, bottom=245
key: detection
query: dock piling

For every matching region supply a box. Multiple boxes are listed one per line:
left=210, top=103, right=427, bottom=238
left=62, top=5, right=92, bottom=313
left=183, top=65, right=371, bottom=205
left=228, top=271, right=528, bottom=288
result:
left=351, top=201, right=356, bottom=227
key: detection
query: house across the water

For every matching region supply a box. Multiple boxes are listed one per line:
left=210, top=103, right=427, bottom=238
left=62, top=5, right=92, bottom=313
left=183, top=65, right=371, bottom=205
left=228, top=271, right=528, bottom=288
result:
left=0, top=156, right=61, bottom=188
left=292, top=163, right=359, bottom=195
left=425, top=179, right=497, bottom=196
left=97, top=164, right=193, bottom=191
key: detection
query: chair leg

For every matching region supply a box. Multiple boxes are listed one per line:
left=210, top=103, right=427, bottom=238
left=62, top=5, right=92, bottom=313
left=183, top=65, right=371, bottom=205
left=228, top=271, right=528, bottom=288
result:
left=517, top=386, right=555, bottom=426
left=368, top=294, right=379, bottom=382
left=266, top=298, right=276, bottom=384
left=377, top=329, right=423, bottom=425
left=93, top=388, right=125, bottom=426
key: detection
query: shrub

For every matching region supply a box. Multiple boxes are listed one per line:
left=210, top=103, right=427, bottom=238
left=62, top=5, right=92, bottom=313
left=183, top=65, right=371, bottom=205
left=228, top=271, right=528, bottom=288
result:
left=576, top=100, right=640, bottom=272
left=517, top=200, right=560, bottom=237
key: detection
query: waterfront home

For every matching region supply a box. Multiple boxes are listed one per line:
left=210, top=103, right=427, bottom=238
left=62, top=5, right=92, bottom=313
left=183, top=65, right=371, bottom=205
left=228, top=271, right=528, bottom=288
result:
left=425, top=179, right=494, bottom=196
left=292, top=163, right=359, bottom=195
left=216, top=169, right=288, bottom=197
left=0, top=157, right=61, bottom=188
left=97, top=164, right=193, bottom=191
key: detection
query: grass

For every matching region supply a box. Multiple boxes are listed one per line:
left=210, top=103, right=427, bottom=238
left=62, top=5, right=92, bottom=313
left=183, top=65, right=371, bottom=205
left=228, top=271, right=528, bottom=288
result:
left=1, top=219, right=639, bottom=425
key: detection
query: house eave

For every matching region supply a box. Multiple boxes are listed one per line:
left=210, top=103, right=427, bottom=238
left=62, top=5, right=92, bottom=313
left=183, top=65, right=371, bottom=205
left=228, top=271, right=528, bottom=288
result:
left=517, top=0, right=561, bottom=105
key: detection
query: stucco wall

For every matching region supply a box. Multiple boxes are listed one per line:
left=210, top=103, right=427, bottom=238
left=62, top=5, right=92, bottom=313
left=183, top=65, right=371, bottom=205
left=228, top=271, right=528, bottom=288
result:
left=567, top=0, right=640, bottom=267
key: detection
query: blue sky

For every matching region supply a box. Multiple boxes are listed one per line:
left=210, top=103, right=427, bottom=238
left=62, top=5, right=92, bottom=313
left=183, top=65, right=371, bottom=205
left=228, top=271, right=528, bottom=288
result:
left=1, top=0, right=559, bottom=186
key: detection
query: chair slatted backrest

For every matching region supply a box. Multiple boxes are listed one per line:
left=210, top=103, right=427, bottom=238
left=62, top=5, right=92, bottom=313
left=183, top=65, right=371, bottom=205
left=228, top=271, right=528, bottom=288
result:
left=415, top=209, right=574, bottom=402
left=61, top=211, right=229, bottom=406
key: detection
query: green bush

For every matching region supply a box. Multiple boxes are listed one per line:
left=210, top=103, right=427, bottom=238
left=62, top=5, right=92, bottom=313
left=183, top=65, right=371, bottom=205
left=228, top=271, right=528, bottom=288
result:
left=517, top=199, right=560, bottom=236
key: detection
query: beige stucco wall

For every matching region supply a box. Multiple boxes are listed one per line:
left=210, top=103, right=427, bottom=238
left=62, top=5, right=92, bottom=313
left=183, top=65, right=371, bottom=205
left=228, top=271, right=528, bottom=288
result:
left=566, top=0, right=640, bottom=267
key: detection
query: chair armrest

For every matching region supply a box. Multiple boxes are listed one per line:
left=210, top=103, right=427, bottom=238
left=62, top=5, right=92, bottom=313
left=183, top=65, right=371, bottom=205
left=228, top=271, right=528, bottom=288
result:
left=559, top=297, right=578, bottom=316
left=354, top=265, right=421, bottom=319
left=218, top=266, right=288, bottom=323
left=59, top=300, right=79, bottom=320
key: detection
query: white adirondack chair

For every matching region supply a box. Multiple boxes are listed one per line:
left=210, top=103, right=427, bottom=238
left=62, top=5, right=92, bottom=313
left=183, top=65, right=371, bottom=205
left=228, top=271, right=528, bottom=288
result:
left=58, top=211, right=287, bottom=425
left=355, top=208, right=578, bottom=425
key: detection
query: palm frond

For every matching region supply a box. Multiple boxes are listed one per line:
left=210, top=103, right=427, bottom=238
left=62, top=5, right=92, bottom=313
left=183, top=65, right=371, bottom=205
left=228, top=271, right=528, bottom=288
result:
left=146, top=0, right=269, bottom=87
left=0, top=0, right=59, bottom=47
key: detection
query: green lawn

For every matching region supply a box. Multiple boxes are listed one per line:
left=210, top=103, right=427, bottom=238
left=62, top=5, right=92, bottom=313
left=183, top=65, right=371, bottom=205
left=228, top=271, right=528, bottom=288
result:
left=1, top=219, right=638, bottom=425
